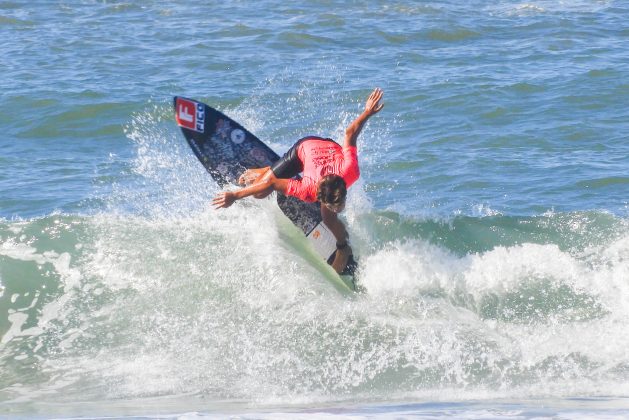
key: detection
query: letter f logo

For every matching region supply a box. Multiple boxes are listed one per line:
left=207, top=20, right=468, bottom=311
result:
left=178, top=104, right=193, bottom=123
left=175, top=98, right=199, bottom=131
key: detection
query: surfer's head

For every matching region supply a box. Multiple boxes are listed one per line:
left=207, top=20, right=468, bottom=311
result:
left=317, top=175, right=347, bottom=213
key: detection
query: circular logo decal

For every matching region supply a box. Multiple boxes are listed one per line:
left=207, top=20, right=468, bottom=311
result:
left=231, top=129, right=245, bottom=144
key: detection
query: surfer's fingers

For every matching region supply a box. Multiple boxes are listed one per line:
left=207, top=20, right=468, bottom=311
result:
left=369, top=97, right=383, bottom=109
left=367, top=89, right=383, bottom=108
left=212, top=194, right=225, bottom=206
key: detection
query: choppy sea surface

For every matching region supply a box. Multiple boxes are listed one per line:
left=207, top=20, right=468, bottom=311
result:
left=2, top=1, right=629, bottom=418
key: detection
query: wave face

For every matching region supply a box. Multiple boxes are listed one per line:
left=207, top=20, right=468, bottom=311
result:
left=2, top=206, right=629, bottom=408
left=2, top=0, right=629, bottom=415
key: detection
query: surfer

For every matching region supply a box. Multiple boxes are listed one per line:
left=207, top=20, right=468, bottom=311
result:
left=212, top=88, right=384, bottom=273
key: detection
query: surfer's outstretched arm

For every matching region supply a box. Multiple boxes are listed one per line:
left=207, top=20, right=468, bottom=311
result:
left=212, top=170, right=288, bottom=209
left=344, top=88, right=384, bottom=149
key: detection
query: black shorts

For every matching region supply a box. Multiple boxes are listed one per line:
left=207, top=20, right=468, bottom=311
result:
left=271, top=136, right=337, bottom=179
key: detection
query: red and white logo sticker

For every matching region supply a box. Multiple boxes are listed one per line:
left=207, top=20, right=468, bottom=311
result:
left=175, top=98, right=205, bottom=133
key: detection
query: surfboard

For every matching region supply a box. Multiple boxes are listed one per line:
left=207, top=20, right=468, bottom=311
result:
left=173, top=97, right=358, bottom=291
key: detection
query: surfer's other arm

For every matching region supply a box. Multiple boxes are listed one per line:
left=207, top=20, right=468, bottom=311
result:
left=344, top=87, right=384, bottom=148
left=212, top=169, right=287, bottom=209
left=321, top=205, right=352, bottom=273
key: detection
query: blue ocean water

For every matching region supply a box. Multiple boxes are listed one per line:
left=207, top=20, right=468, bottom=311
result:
left=2, top=1, right=629, bottom=418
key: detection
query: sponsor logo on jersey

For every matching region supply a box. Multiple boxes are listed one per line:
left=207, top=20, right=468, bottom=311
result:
left=176, top=98, right=205, bottom=133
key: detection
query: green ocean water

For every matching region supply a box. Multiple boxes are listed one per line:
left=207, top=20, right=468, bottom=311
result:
left=1, top=1, right=629, bottom=418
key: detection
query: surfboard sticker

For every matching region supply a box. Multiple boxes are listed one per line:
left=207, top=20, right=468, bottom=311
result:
left=174, top=97, right=358, bottom=287
left=175, top=97, right=205, bottom=133
left=174, top=97, right=277, bottom=187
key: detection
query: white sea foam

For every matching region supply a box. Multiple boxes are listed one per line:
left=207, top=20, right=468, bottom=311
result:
left=34, top=101, right=624, bottom=403
left=3, top=220, right=626, bottom=411
left=2, top=92, right=628, bottom=413
left=491, top=0, right=610, bottom=17
left=0, top=240, right=81, bottom=292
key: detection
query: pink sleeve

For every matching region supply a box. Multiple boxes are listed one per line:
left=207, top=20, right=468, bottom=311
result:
left=341, top=146, right=360, bottom=186
left=286, top=178, right=318, bottom=202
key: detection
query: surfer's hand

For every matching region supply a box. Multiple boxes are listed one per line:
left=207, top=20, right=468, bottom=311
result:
left=331, top=245, right=352, bottom=274
left=364, top=88, right=384, bottom=116
left=212, top=191, right=236, bottom=209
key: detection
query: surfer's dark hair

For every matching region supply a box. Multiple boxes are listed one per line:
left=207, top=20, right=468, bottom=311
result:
left=317, top=175, right=347, bottom=205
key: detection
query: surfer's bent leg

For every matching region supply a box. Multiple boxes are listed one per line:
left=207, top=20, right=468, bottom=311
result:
left=243, top=138, right=308, bottom=199
left=270, top=138, right=309, bottom=179
left=271, top=136, right=334, bottom=179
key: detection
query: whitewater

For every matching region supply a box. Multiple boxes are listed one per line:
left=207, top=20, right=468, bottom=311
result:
left=2, top=1, right=629, bottom=418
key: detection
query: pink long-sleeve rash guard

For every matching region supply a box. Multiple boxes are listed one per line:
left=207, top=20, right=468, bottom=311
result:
left=285, top=139, right=360, bottom=202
